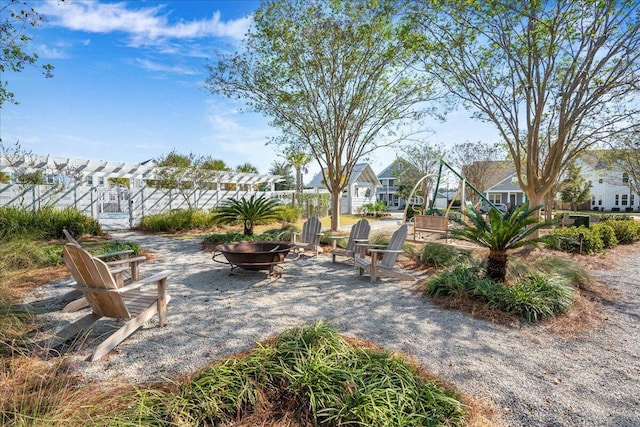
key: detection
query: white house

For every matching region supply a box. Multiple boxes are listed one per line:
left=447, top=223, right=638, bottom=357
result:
left=480, top=152, right=639, bottom=212
left=307, top=163, right=381, bottom=214
left=578, top=151, right=639, bottom=212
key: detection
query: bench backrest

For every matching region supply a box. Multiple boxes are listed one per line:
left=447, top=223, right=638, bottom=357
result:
left=414, top=215, right=448, bottom=231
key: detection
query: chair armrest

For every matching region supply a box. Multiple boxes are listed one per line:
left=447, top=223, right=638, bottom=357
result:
left=73, top=270, right=173, bottom=295
left=116, top=270, right=173, bottom=293
left=94, top=249, right=134, bottom=259
left=105, top=256, right=146, bottom=266
left=368, top=248, right=403, bottom=254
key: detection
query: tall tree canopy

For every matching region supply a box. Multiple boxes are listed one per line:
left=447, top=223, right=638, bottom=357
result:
left=206, top=0, right=439, bottom=230
left=410, top=0, right=640, bottom=211
left=0, top=0, right=54, bottom=107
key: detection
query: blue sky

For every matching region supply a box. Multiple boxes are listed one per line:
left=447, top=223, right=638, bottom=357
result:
left=1, top=0, right=500, bottom=178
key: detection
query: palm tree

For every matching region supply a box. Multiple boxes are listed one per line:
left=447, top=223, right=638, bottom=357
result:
left=216, top=195, right=280, bottom=235
left=286, top=151, right=311, bottom=206
left=450, top=203, right=553, bottom=282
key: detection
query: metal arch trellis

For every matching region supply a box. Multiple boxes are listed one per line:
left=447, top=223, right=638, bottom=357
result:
left=402, top=159, right=500, bottom=223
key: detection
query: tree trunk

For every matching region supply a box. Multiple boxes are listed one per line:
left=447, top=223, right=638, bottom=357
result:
left=487, top=249, right=508, bottom=283
left=524, top=190, right=545, bottom=237
left=244, top=221, right=253, bottom=236
left=330, top=191, right=341, bottom=231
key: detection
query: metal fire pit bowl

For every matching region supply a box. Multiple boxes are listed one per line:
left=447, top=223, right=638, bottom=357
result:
left=213, top=241, right=295, bottom=276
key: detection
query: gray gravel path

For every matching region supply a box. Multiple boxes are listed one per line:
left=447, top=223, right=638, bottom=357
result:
left=28, top=231, right=640, bottom=427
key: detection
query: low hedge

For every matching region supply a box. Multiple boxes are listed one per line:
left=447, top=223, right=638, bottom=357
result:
left=545, top=226, right=604, bottom=254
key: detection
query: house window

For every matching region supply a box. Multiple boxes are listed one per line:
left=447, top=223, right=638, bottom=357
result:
left=622, top=194, right=628, bottom=206
left=46, top=174, right=54, bottom=184
left=598, top=198, right=602, bottom=206
left=489, top=194, right=501, bottom=204
left=598, top=178, right=603, bottom=184
left=98, top=177, right=105, bottom=186
left=615, top=194, right=619, bottom=206
left=622, top=173, right=629, bottom=184
left=632, top=194, right=636, bottom=206
left=87, top=176, right=93, bottom=185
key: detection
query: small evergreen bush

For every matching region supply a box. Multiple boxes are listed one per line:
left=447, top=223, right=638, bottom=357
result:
left=591, top=223, right=618, bottom=249
left=0, top=206, right=101, bottom=240
left=605, top=219, right=640, bottom=244
left=202, top=231, right=282, bottom=245
left=275, top=205, right=301, bottom=223
left=545, top=226, right=604, bottom=254
left=123, top=323, right=466, bottom=426
left=415, top=242, right=473, bottom=269
left=139, top=209, right=218, bottom=232
left=425, top=266, right=575, bottom=322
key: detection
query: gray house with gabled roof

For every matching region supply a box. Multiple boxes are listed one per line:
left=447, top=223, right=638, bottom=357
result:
left=307, top=163, right=381, bottom=214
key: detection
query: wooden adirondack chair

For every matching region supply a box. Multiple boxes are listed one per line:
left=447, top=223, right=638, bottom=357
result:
left=292, top=216, right=323, bottom=257
left=50, top=243, right=172, bottom=362
left=62, top=228, right=147, bottom=312
left=354, top=224, right=415, bottom=283
left=329, top=218, right=371, bottom=263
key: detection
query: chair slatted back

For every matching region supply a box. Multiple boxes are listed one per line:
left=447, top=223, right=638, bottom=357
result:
left=380, top=224, right=408, bottom=269
left=63, top=244, right=131, bottom=319
left=346, top=219, right=370, bottom=253
left=301, top=216, right=322, bottom=247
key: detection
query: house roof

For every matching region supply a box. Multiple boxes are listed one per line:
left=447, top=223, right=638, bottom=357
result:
left=308, top=163, right=381, bottom=189
left=377, top=159, right=403, bottom=179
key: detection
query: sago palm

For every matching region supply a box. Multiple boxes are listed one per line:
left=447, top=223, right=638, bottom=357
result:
left=217, top=195, right=280, bottom=235
left=450, top=203, right=553, bottom=282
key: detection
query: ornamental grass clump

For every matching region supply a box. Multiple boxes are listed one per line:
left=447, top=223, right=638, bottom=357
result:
left=414, top=242, right=474, bottom=269
left=123, top=322, right=466, bottom=426
left=425, top=265, right=575, bottom=322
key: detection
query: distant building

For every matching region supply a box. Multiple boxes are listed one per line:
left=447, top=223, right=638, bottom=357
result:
left=578, top=151, right=639, bottom=212
left=307, top=163, right=380, bottom=214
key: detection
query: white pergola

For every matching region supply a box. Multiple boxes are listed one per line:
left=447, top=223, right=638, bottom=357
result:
left=0, top=154, right=284, bottom=188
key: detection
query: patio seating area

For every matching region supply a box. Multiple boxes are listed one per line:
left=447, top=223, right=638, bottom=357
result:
left=27, top=227, right=640, bottom=427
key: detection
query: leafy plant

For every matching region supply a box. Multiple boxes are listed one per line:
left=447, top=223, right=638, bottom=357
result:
left=123, top=322, right=466, bottom=426
left=414, top=242, right=473, bottom=269
left=216, top=195, right=281, bottom=236
left=545, top=226, right=604, bottom=254
left=606, top=219, right=640, bottom=244
left=138, top=209, right=218, bottom=232
left=590, top=223, right=618, bottom=249
left=425, top=266, right=574, bottom=322
left=450, top=203, right=553, bottom=282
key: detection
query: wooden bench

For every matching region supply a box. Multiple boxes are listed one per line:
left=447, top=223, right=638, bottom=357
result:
left=412, top=215, right=449, bottom=242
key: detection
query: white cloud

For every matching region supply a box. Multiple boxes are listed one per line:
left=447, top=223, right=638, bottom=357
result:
left=36, top=43, right=70, bottom=59
left=41, top=0, right=251, bottom=46
left=133, top=58, right=198, bottom=75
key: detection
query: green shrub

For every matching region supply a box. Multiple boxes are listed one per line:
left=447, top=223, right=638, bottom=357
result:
left=599, top=214, right=633, bottom=222
left=0, top=206, right=101, bottom=240
left=275, top=205, right=301, bottom=223
left=92, top=240, right=142, bottom=260
left=202, top=231, right=282, bottom=245
left=0, top=238, right=63, bottom=270
left=591, top=223, right=618, bottom=249
left=415, top=242, right=473, bottom=269
left=545, top=226, right=604, bottom=254
left=605, top=219, right=640, bottom=244
left=139, top=209, right=217, bottom=232
left=425, top=266, right=575, bottom=322
left=495, top=274, right=574, bottom=322
left=507, top=256, right=591, bottom=287
left=426, top=265, right=494, bottom=298
left=124, top=323, right=466, bottom=426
